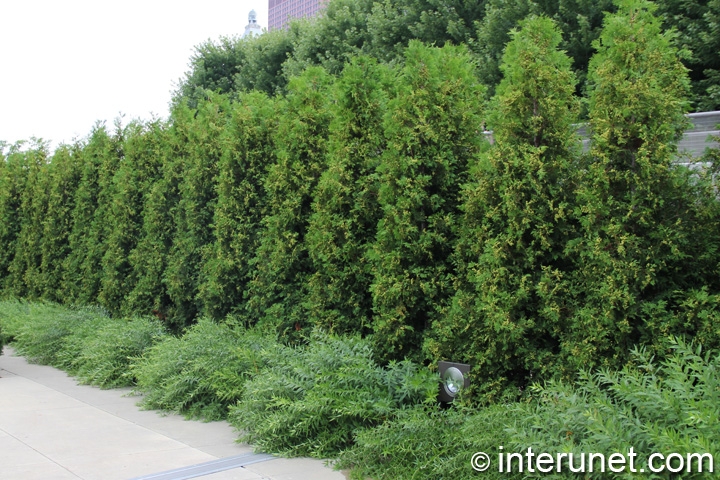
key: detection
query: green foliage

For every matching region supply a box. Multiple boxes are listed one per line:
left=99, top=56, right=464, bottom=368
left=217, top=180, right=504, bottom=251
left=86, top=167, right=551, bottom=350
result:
left=37, top=144, right=83, bottom=302
left=431, top=16, right=580, bottom=400
left=510, top=339, right=719, bottom=479
left=281, top=0, right=375, bottom=78
left=163, top=98, right=227, bottom=326
left=564, top=0, right=719, bottom=374
left=369, top=41, right=486, bottom=361
left=473, top=0, right=541, bottom=93
left=5, top=141, right=51, bottom=298
left=175, top=29, right=296, bottom=107
left=305, top=57, right=392, bottom=335
left=229, top=333, right=436, bottom=458
left=339, top=404, right=521, bottom=480
left=124, top=123, right=179, bottom=319
left=131, top=318, right=272, bottom=420
left=341, top=338, right=719, bottom=480
left=175, top=36, right=247, bottom=108
left=99, top=120, right=166, bottom=314
left=63, top=316, right=168, bottom=388
left=656, top=0, right=720, bottom=110
left=0, top=143, right=33, bottom=291
left=234, top=28, right=296, bottom=95
left=198, top=91, right=277, bottom=320
left=0, top=299, right=108, bottom=366
left=60, top=123, right=123, bottom=305
left=245, top=67, right=333, bottom=336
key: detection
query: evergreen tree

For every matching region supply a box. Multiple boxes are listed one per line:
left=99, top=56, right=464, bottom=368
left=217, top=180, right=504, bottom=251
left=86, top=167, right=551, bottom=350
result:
left=0, top=143, right=32, bottom=292
left=369, top=42, right=486, bottom=361
left=61, top=124, right=122, bottom=304
left=428, top=16, right=580, bottom=398
left=198, top=91, right=278, bottom=320
left=38, top=143, right=83, bottom=301
left=99, top=120, right=165, bottom=314
left=6, top=141, right=51, bottom=298
left=245, top=67, right=333, bottom=337
left=164, top=98, right=228, bottom=326
left=566, top=0, right=715, bottom=371
left=124, top=121, right=181, bottom=323
left=305, top=57, right=392, bottom=335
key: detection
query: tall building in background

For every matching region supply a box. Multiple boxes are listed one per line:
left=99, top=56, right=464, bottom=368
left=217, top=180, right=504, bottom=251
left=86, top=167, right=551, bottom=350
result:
left=243, top=9, right=263, bottom=38
left=268, top=0, right=327, bottom=30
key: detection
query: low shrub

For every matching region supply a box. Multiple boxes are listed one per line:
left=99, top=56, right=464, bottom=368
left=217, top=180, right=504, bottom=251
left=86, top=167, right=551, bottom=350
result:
left=340, top=337, right=719, bottom=479
left=0, top=299, right=108, bottom=366
left=228, top=333, right=436, bottom=458
left=63, top=316, right=168, bottom=388
left=131, top=318, right=275, bottom=420
left=508, top=337, right=719, bottom=479
left=338, top=403, right=522, bottom=480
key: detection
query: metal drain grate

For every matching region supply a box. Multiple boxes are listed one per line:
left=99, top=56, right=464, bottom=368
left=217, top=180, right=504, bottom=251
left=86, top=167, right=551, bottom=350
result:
left=129, top=452, right=275, bottom=480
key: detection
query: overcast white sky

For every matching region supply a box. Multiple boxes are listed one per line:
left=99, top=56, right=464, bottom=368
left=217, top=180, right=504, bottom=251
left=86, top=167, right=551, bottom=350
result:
left=0, top=1, right=268, bottom=149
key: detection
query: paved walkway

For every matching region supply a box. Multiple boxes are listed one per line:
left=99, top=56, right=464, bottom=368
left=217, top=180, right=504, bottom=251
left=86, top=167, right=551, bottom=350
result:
left=0, top=347, right=348, bottom=480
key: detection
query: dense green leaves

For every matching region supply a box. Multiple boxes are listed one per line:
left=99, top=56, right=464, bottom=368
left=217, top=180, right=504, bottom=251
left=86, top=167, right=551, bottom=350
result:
left=431, top=16, right=581, bottom=399
left=369, top=41, right=486, bottom=361
left=229, top=332, right=436, bottom=457
left=198, top=91, right=278, bottom=320
left=2, top=15, right=719, bottom=418
left=61, top=124, right=122, bottom=305
left=564, top=0, right=714, bottom=374
left=305, top=57, right=391, bottom=335
left=245, top=67, right=333, bottom=336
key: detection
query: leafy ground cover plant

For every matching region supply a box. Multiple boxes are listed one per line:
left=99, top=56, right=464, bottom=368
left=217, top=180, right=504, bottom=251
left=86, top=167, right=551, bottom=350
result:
left=337, top=403, right=522, bottom=480
left=229, top=332, right=436, bottom=458
left=508, top=337, right=719, bottom=479
left=63, top=316, right=168, bottom=388
left=131, top=318, right=276, bottom=420
left=340, top=337, right=718, bottom=479
left=0, top=299, right=107, bottom=366
left=0, top=299, right=167, bottom=388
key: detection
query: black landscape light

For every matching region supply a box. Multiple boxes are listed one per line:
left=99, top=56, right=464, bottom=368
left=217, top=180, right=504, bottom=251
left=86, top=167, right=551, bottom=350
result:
left=438, top=361, right=470, bottom=404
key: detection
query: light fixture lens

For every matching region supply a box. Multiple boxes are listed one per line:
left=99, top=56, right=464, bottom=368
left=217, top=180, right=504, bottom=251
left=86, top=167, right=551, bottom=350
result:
left=442, top=366, right=465, bottom=397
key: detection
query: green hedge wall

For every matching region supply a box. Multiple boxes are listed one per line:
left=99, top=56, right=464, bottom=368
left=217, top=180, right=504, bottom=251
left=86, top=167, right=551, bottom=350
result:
left=1, top=3, right=719, bottom=399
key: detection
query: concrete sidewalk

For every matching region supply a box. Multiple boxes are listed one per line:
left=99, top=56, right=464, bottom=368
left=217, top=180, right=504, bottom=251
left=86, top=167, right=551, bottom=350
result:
left=0, top=347, right=347, bottom=480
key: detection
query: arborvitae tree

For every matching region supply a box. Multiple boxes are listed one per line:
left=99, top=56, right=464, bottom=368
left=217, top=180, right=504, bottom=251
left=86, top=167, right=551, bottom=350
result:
left=428, top=16, right=580, bottom=399
left=0, top=143, right=32, bottom=292
left=124, top=121, right=181, bottom=323
left=368, top=42, right=486, bottom=361
left=38, top=143, right=83, bottom=301
left=245, top=67, right=333, bottom=337
left=566, top=0, right=715, bottom=371
left=198, top=91, right=278, bottom=320
left=164, top=98, right=227, bottom=326
left=61, top=124, right=121, bottom=304
left=99, top=120, right=165, bottom=314
left=305, top=57, right=392, bottom=335
left=6, top=141, right=51, bottom=298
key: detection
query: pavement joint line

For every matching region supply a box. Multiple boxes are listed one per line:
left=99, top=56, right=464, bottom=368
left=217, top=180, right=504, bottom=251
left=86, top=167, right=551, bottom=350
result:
left=0, top=423, right=84, bottom=479
left=127, top=452, right=276, bottom=480
left=0, top=348, right=206, bottom=448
